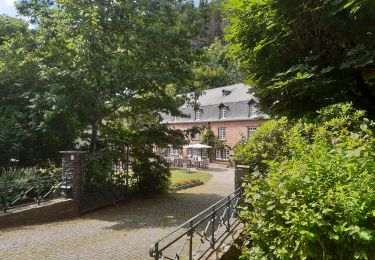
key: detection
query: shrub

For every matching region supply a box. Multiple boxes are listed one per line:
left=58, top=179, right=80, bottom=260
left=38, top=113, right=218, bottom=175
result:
left=172, top=179, right=202, bottom=188
left=239, top=104, right=375, bottom=259
left=0, top=165, right=62, bottom=207
left=235, top=118, right=289, bottom=175
left=84, top=149, right=127, bottom=191
left=131, top=146, right=171, bottom=195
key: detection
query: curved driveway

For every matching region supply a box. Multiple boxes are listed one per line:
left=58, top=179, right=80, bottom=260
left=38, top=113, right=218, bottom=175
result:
left=0, top=165, right=234, bottom=260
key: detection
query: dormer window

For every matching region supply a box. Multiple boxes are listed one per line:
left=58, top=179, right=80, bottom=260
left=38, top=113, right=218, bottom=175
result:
left=219, top=106, right=227, bottom=119
left=248, top=100, right=258, bottom=117
left=195, top=109, right=201, bottom=120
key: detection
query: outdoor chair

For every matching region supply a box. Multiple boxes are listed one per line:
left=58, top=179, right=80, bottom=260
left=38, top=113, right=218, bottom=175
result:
left=185, top=159, right=192, bottom=168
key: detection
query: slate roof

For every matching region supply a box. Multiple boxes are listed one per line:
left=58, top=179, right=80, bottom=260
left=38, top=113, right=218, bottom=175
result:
left=162, top=83, right=268, bottom=123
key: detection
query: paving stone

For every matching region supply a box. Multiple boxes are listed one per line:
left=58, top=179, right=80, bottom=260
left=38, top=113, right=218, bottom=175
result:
left=0, top=165, right=234, bottom=260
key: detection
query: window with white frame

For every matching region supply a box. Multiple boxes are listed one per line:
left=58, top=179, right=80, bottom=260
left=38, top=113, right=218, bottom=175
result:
left=219, top=106, right=227, bottom=119
left=193, top=132, right=201, bottom=141
left=249, top=101, right=257, bottom=117
left=187, top=148, right=193, bottom=158
left=202, top=149, right=208, bottom=158
left=248, top=127, right=257, bottom=138
left=216, top=149, right=230, bottom=160
left=218, top=127, right=226, bottom=140
left=195, top=109, right=201, bottom=120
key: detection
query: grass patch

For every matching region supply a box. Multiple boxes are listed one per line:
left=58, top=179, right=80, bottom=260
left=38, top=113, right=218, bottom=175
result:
left=171, top=169, right=212, bottom=185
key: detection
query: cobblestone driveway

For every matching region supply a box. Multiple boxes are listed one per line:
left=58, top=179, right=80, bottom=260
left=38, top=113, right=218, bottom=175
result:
left=0, top=165, right=234, bottom=260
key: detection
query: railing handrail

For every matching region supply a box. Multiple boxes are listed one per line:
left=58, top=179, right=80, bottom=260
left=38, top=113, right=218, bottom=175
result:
left=149, top=187, right=242, bottom=259
left=152, top=187, right=241, bottom=246
left=0, top=172, right=71, bottom=213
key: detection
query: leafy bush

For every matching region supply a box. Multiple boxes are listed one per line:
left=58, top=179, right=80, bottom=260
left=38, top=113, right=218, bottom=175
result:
left=239, top=104, right=375, bottom=259
left=235, top=118, right=289, bottom=175
left=0, top=165, right=62, bottom=208
left=84, top=149, right=128, bottom=191
left=131, top=146, right=171, bottom=195
left=172, top=179, right=202, bottom=188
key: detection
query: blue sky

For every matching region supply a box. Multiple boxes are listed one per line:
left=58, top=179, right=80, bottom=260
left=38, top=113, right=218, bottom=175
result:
left=0, top=0, right=18, bottom=17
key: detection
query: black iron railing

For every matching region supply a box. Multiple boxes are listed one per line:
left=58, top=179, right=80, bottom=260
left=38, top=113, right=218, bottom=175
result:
left=149, top=187, right=242, bottom=260
left=0, top=173, right=71, bottom=213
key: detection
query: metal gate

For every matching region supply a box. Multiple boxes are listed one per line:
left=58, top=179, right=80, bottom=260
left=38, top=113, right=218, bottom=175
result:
left=80, top=145, right=130, bottom=213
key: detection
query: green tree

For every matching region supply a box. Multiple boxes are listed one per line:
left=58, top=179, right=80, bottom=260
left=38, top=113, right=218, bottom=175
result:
left=0, top=14, right=83, bottom=166
left=200, top=124, right=225, bottom=160
left=193, top=38, right=243, bottom=89
left=224, top=0, right=375, bottom=119
left=18, top=0, right=194, bottom=152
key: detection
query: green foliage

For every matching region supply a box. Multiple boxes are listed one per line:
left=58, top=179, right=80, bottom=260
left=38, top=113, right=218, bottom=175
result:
left=84, top=149, right=127, bottom=192
left=0, top=15, right=28, bottom=45
left=200, top=125, right=226, bottom=160
left=172, top=179, right=202, bottom=188
left=193, top=38, right=243, bottom=89
left=201, top=125, right=225, bottom=149
left=0, top=164, right=62, bottom=207
left=15, top=0, right=195, bottom=153
left=131, top=146, right=171, bottom=195
left=224, top=0, right=375, bottom=119
left=0, top=14, right=83, bottom=166
left=239, top=104, right=375, bottom=259
left=235, top=118, right=288, bottom=174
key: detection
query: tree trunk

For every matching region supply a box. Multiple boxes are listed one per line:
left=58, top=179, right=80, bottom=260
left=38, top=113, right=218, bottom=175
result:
left=89, top=120, right=100, bottom=153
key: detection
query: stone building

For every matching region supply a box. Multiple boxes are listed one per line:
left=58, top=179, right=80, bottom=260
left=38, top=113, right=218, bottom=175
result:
left=162, top=83, right=268, bottom=164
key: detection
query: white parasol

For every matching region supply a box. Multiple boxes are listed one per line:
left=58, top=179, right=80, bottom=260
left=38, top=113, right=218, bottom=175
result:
left=184, top=143, right=212, bottom=149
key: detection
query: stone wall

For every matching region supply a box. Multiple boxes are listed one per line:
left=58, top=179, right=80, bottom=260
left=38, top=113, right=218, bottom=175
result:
left=0, top=199, right=79, bottom=229
left=60, top=151, right=86, bottom=208
left=0, top=151, right=86, bottom=229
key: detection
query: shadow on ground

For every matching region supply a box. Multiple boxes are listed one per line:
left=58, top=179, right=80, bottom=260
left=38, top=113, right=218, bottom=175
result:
left=81, top=192, right=224, bottom=231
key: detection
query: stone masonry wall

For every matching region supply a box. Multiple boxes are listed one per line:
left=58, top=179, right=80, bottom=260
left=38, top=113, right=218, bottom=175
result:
left=0, top=199, right=79, bottom=229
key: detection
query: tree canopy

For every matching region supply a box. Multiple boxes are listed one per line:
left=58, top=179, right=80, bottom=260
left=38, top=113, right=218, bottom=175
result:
left=15, top=0, right=194, bottom=153
left=193, top=38, right=243, bottom=90
left=224, top=0, right=375, bottom=119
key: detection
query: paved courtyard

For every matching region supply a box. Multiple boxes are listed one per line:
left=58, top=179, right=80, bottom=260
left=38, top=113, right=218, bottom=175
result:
left=0, top=165, right=234, bottom=260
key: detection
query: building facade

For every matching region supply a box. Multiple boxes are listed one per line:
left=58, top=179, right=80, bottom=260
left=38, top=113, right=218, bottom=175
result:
left=162, top=84, right=268, bottom=163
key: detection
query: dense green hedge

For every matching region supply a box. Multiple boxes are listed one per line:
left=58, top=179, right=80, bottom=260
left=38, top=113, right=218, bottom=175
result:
left=236, top=104, right=375, bottom=259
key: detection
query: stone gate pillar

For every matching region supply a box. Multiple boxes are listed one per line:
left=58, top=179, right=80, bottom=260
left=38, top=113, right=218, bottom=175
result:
left=234, top=165, right=251, bottom=189
left=59, top=151, right=87, bottom=206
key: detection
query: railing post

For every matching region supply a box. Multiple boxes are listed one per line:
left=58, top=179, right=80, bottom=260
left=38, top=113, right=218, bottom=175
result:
left=37, top=175, right=41, bottom=205
left=126, top=144, right=129, bottom=196
left=211, top=205, right=216, bottom=249
left=189, top=220, right=194, bottom=260
left=64, top=169, right=68, bottom=199
left=227, top=196, right=231, bottom=231
left=3, top=181, right=7, bottom=213
left=154, top=242, right=159, bottom=260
